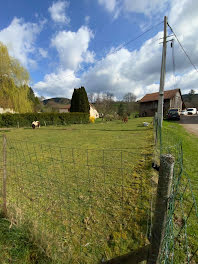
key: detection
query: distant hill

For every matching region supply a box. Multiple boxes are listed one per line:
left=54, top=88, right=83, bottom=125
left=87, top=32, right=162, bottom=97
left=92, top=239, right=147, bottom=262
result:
left=182, top=94, right=198, bottom=108
left=43, top=97, right=70, bottom=106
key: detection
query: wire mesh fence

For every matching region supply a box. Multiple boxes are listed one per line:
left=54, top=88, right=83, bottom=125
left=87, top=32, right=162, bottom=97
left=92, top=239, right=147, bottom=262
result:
left=153, top=117, right=198, bottom=263
left=0, top=135, right=152, bottom=263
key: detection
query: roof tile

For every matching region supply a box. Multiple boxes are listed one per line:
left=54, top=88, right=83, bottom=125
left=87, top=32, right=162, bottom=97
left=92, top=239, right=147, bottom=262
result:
left=139, top=89, right=180, bottom=103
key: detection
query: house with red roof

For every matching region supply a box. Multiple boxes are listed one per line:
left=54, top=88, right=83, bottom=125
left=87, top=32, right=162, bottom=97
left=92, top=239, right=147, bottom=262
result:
left=139, top=88, right=185, bottom=117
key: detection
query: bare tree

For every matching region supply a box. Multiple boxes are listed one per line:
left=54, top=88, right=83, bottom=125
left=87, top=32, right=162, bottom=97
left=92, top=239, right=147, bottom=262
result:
left=88, top=92, right=95, bottom=103
left=95, top=92, right=115, bottom=118
left=123, top=92, right=136, bottom=103
left=123, top=92, right=137, bottom=115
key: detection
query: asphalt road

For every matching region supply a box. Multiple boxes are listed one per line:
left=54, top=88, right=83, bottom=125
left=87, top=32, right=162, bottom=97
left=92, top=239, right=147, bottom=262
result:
left=180, top=115, right=198, bottom=136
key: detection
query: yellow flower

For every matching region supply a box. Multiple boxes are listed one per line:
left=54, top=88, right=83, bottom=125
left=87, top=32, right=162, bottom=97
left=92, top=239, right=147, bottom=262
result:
left=89, top=116, right=95, bottom=123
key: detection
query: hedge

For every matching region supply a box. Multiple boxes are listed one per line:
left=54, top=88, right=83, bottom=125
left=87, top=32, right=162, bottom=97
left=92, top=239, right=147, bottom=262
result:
left=0, top=113, right=89, bottom=128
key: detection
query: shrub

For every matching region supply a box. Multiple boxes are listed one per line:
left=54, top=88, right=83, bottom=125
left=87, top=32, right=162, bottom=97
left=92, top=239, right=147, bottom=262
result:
left=0, top=113, right=89, bottom=128
left=105, top=114, right=114, bottom=121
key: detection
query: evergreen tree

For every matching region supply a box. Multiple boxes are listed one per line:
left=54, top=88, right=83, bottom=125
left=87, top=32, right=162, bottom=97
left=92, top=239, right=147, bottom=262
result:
left=70, top=89, right=78, bottom=112
left=79, top=87, right=90, bottom=113
left=70, top=87, right=89, bottom=113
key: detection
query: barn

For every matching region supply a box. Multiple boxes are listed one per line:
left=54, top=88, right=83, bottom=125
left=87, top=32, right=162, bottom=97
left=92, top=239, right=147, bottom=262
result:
left=139, top=88, right=185, bottom=117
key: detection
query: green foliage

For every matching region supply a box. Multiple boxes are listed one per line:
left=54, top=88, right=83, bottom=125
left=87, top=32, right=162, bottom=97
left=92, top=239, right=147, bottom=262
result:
left=0, top=42, right=29, bottom=85
left=27, top=86, right=40, bottom=111
left=70, top=88, right=79, bottom=112
left=0, top=76, right=33, bottom=113
left=117, top=103, right=125, bottom=117
left=0, top=42, right=34, bottom=113
left=70, top=87, right=90, bottom=113
left=0, top=112, right=89, bottom=127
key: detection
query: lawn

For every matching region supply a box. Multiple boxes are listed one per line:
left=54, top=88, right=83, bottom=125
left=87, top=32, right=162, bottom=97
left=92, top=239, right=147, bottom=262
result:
left=0, top=117, right=154, bottom=263
left=0, top=213, right=52, bottom=264
left=160, top=121, right=198, bottom=263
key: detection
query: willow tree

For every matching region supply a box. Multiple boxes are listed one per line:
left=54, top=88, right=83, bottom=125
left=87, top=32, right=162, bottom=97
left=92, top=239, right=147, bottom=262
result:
left=0, top=42, right=33, bottom=112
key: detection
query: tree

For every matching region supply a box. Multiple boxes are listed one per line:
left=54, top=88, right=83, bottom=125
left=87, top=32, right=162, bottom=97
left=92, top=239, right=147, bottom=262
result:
left=123, top=92, right=136, bottom=103
left=117, top=103, right=125, bottom=117
left=189, top=89, right=195, bottom=102
left=94, top=92, right=115, bottom=118
left=27, top=86, right=40, bottom=111
left=70, top=86, right=89, bottom=113
left=0, top=42, right=29, bottom=85
left=0, top=42, right=33, bottom=113
left=123, top=92, right=137, bottom=115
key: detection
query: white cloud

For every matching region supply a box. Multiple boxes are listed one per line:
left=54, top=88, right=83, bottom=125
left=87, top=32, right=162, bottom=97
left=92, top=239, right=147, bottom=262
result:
left=48, top=1, right=70, bottom=24
left=98, top=0, right=169, bottom=18
left=34, top=26, right=94, bottom=97
left=123, top=0, right=169, bottom=16
left=80, top=32, right=164, bottom=99
left=39, top=48, right=48, bottom=58
left=51, top=26, right=94, bottom=70
left=85, top=16, right=90, bottom=25
left=98, top=0, right=117, bottom=12
left=83, top=0, right=198, bottom=99
left=0, top=17, right=44, bottom=67
left=33, top=0, right=198, bottom=99
left=33, top=69, right=80, bottom=98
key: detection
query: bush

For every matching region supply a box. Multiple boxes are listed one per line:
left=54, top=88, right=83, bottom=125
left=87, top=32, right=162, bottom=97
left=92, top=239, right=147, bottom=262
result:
left=0, top=113, right=89, bottom=128
left=105, top=114, right=114, bottom=121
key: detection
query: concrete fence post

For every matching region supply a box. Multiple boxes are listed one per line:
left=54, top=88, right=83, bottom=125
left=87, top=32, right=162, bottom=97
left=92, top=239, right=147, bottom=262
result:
left=2, top=134, right=7, bottom=216
left=147, top=154, right=174, bottom=264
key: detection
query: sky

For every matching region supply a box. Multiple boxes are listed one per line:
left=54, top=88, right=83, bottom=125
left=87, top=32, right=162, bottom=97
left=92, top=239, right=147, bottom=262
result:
left=0, top=0, right=198, bottom=100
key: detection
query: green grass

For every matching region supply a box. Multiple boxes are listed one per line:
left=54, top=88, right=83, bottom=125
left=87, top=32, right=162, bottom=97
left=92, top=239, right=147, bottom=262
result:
left=161, top=121, right=198, bottom=263
left=163, top=121, right=198, bottom=198
left=0, top=213, right=51, bottom=263
left=0, top=117, right=154, bottom=263
left=1, top=117, right=152, bottom=149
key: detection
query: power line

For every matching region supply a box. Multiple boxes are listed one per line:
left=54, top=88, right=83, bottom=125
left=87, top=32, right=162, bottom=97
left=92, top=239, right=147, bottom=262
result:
left=106, top=20, right=164, bottom=56
left=171, top=39, right=176, bottom=89
left=57, top=21, right=164, bottom=80
left=167, top=22, right=198, bottom=74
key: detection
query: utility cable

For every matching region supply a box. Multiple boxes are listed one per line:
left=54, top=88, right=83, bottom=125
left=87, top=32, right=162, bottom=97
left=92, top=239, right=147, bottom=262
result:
left=167, top=22, right=198, bottom=73
left=171, top=39, right=176, bottom=89
left=59, top=21, right=164, bottom=80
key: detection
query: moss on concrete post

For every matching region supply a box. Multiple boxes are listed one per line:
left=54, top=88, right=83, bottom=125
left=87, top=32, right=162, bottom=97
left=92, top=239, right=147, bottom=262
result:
left=147, top=154, right=174, bottom=264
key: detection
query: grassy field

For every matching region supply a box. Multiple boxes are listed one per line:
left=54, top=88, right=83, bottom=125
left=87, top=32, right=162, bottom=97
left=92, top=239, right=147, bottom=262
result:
left=0, top=117, right=153, bottom=263
left=163, top=121, right=198, bottom=198
left=161, top=121, right=198, bottom=263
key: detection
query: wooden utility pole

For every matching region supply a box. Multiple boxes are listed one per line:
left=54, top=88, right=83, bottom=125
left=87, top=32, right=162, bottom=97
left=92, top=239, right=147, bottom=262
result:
left=157, top=16, right=167, bottom=127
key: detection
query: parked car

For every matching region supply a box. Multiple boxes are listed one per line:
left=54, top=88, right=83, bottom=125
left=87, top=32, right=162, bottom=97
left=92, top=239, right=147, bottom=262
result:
left=167, top=108, right=180, bottom=120
left=187, top=108, right=197, bottom=115
left=180, top=109, right=188, bottom=115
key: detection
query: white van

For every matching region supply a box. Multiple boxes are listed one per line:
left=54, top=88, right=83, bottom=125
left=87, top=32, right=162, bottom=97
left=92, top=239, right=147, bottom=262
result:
left=187, top=108, right=197, bottom=115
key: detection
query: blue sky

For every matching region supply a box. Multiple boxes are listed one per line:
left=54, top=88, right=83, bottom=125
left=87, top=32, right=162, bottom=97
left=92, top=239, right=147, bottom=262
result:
left=0, top=0, right=198, bottom=99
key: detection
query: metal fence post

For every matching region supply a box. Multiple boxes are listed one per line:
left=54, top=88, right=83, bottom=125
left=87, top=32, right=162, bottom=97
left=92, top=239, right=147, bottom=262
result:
left=2, top=134, right=7, bottom=216
left=147, top=154, right=174, bottom=264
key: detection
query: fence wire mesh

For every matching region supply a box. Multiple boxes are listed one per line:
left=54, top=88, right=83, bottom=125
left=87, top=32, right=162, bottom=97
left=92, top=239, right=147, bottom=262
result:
left=0, top=136, right=152, bottom=263
left=154, top=117, right=198, bottom=264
